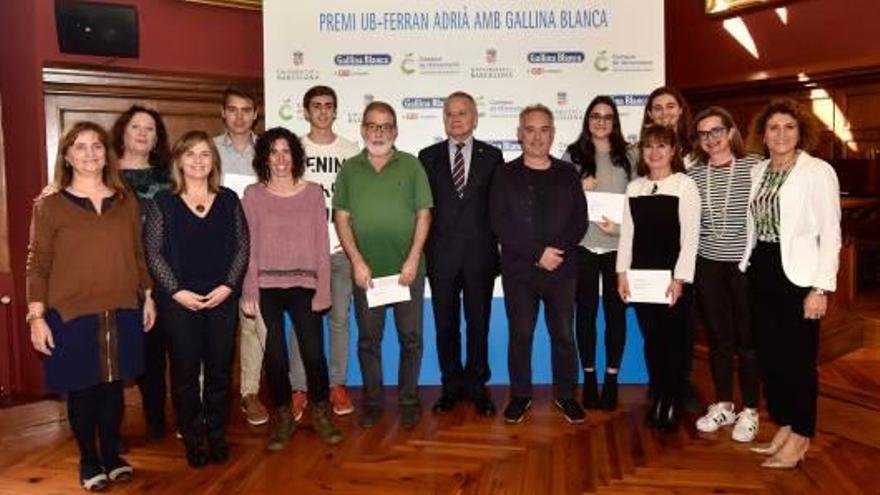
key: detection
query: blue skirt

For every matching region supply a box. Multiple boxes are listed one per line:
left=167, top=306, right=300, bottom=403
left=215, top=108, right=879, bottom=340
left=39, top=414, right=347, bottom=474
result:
left=44, top=308, right=144, bottom=393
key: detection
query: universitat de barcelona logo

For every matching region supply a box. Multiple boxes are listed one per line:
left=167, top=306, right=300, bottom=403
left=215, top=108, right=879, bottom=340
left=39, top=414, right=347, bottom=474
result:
left=293, top=51, right=304, bottom=66
left=485, top=48, right=497, bottom=64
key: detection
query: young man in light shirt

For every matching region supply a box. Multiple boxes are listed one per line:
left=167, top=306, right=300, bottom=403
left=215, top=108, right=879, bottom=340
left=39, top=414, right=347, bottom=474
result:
left=213, top=88, right=269, bottom=427
left=287, top=85, right=360, bottom=418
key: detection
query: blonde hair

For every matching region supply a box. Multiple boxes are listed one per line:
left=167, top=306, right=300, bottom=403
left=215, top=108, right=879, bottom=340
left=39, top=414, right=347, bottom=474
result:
left=169, top=131, right=222, bottom=194
left=47, top=121, right=126, bottom=197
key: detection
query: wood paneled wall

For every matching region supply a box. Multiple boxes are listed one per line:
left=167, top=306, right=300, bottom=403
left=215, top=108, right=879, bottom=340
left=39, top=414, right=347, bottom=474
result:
left=684, top=64, right=880, bottom=162
left=43, top=65, right=263, bottom=175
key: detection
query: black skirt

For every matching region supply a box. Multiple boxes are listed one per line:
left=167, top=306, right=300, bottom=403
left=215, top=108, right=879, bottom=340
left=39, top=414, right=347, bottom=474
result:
left=44, top=308, right=144, bottom=393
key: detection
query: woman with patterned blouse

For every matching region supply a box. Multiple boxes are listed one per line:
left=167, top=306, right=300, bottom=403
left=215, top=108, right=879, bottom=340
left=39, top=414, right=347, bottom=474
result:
left=742, top=99, right=841, bottom=469
left=111, top=105, right=173, bottom=442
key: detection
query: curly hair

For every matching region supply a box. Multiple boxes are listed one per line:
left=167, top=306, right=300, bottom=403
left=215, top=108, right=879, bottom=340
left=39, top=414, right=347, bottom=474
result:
left=636, top=124, right=686, bottom=177
left=252, top=127, right=305, bottom=184
left=110, top=105, right=171, bottom=171
left=746, top=98, right=820, bottom=156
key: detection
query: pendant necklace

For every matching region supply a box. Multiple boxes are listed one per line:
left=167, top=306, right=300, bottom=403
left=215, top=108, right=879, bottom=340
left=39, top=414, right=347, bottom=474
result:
left=705, top=158, right=735, bottom=239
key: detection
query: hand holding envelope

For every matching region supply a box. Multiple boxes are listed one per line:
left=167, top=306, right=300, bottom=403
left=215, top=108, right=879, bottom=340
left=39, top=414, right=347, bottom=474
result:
left=620, top=269, right=681, bottom=306
left=366, top=274, right=411, bottom=308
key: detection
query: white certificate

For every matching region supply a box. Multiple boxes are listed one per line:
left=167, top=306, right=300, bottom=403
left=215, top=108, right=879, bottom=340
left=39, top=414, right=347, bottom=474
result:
left=585, top=192, right=625, bottom=224
left=366, top=274, right=411, bottom=308
left=627, top=269, right=672, bottom=305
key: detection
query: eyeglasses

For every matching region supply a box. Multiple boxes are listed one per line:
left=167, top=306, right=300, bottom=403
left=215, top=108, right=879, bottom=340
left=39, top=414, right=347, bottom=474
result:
left=363, top=123, right=395, bottom=134
left=697, top=126, right=728, bottom=141
left=588, top=113, right=615, bottom=123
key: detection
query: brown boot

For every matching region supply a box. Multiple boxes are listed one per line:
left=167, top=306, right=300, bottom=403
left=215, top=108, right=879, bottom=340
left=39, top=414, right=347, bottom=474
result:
left=312, top=401, right=343, bottom=445
left=267, top=405, right=295, bottom=452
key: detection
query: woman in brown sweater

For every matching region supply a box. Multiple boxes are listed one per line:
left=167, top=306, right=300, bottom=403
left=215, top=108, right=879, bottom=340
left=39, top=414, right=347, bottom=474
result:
left=26, top=121, right=155, bottom=492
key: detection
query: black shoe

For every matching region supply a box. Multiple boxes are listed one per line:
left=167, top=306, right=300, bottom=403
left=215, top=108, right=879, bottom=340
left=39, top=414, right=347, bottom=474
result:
left=646, top=398, right=663, bottom=428
left=554, top=397, right=586, bottom=424
left=358, top=405, right=383, bottom=428
left=655, top=400, right=680, bottom=433
left=105, top=457, right=133, bottom=483
left=682, top=381, right=702, bottom=414
left=208, top=438, right=229, bottom=464
left=600, top=374, right=619, bottom=411
left=400, top=404, right=422, bottom=429
left=503, top=397, right=532, bottom=424
left=145, top=422, right=166, bottom=443
left=472, top=391, right=497, bottom=417
left=582, top=371, right=601, bottom=409
left=185, top=443, right=208, bottom=468
left=431, top=392, right=460, bottom=414
left=80, top=462, right=108, bottom=492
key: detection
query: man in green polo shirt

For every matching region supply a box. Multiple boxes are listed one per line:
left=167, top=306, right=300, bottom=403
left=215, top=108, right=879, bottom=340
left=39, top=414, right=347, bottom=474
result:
left=333, top=101, right=433, bottom=429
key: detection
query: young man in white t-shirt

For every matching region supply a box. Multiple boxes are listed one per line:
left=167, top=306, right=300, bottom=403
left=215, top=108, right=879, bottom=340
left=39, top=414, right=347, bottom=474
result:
left=289, top=85, right=360, bottom=418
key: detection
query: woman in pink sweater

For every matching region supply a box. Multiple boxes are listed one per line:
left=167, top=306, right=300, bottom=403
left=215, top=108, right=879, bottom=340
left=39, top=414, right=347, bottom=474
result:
left=240, top=127, right=342, bottom=450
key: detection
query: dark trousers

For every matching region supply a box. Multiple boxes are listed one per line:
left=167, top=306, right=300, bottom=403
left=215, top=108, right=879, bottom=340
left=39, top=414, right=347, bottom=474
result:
left=695, top=256, right=759, bottom=407
left=353, top=272, right=425, bottom=408
left=634, top=287, right=692, bottom=402
left=260, top=287, right=329, bottom=407
left=749, top=242, right=819, bottom=437
left=429, top=268, right=494, bottom=397
left=503, top=272, right=578, bottom=399
left=68, top=381, right=124, bottom=467
left=165, top=298, right=237, bottom=445
left=136, top=318, right=168, bottom=429
left=575, top=248, right=627, bottom=370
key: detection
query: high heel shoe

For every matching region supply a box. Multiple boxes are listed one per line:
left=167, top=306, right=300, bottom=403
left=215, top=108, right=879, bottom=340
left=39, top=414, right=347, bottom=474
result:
left=750, top=427, right=791, bottom=456
left=761, top=451, right=805, bottom=469
left=750, top=442, right=782, bottom=456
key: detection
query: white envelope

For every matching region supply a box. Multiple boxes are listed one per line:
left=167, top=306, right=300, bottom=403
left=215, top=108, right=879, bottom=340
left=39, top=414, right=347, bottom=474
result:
left=366, top=274, right=411, bottom=308
left=585, top=191, right=625, bottom=224
left=626, top=269, right=672, bottom=304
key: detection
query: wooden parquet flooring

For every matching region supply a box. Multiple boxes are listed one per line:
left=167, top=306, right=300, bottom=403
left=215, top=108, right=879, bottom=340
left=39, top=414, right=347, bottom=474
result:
left=2, top=382, right=880, bottom=494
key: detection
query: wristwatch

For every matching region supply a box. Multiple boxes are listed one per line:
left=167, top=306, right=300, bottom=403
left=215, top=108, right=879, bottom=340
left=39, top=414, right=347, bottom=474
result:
left=25, top=311, right=45, bottom=323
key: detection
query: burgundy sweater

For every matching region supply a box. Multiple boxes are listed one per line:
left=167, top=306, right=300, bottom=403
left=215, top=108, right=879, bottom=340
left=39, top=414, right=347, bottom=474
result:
left=241, top=182, right=331, bottom=311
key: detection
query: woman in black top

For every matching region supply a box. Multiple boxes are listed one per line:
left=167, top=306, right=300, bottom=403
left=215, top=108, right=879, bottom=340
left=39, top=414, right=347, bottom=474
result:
left=617, top=125, right=700, bottom=433
left=111, top=105, right=172, bottom=442
left=144, top=131, right=249, bottom=468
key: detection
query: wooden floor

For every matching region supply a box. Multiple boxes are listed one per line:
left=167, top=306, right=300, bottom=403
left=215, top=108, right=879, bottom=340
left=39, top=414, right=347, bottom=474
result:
left=2, top=361, right=880, bottom=495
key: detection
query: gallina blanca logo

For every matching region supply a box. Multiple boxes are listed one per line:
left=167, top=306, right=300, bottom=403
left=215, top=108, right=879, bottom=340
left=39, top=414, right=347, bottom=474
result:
left=402, top=97, right=445, bottom=109
left=527, top=51, right=585, bottom=64
left=334, top=54, right=392, bottom=66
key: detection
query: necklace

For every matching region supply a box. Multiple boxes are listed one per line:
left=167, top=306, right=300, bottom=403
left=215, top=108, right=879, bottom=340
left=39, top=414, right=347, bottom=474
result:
left=184, top=190, right=210, bottom=214
left=705, top=158, right=736, bottom=239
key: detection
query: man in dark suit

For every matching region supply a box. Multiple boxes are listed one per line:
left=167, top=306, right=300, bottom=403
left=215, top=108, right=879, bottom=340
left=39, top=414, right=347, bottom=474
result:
left=418, top=91, right=503, bottom=416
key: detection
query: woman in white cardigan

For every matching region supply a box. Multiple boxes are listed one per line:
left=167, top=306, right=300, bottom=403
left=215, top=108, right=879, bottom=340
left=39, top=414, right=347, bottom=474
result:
left=742, top=98, right=841, bottom=469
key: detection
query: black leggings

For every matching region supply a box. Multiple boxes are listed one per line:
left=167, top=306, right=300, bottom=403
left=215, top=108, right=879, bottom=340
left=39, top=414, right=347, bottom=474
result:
left=634, top=287, right=693, bottom=402
left=67, top=381, right=124, bottom=467
left=575, top=248, right=627, bottom=370
left=260, top=287, right=329, bottom=407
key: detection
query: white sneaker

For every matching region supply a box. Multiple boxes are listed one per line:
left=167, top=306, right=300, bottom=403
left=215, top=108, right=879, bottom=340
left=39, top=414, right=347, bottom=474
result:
left=732, top=408, right=759, bottom=443
left=695, top=402, right=737, bottom=432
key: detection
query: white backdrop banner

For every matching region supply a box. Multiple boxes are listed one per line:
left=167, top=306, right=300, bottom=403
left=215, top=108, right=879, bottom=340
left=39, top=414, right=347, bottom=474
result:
left=264, top=0, right=665, bottom=155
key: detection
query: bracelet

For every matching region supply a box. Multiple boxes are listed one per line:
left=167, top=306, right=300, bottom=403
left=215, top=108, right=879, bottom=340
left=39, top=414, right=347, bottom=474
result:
left=812, top=288, right=828, bottom=296
left=26, top=311, right=45, bottom=323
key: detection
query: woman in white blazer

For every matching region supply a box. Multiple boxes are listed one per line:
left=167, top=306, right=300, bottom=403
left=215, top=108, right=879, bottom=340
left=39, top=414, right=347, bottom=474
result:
left=741, top=98, right=841, bottom=469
